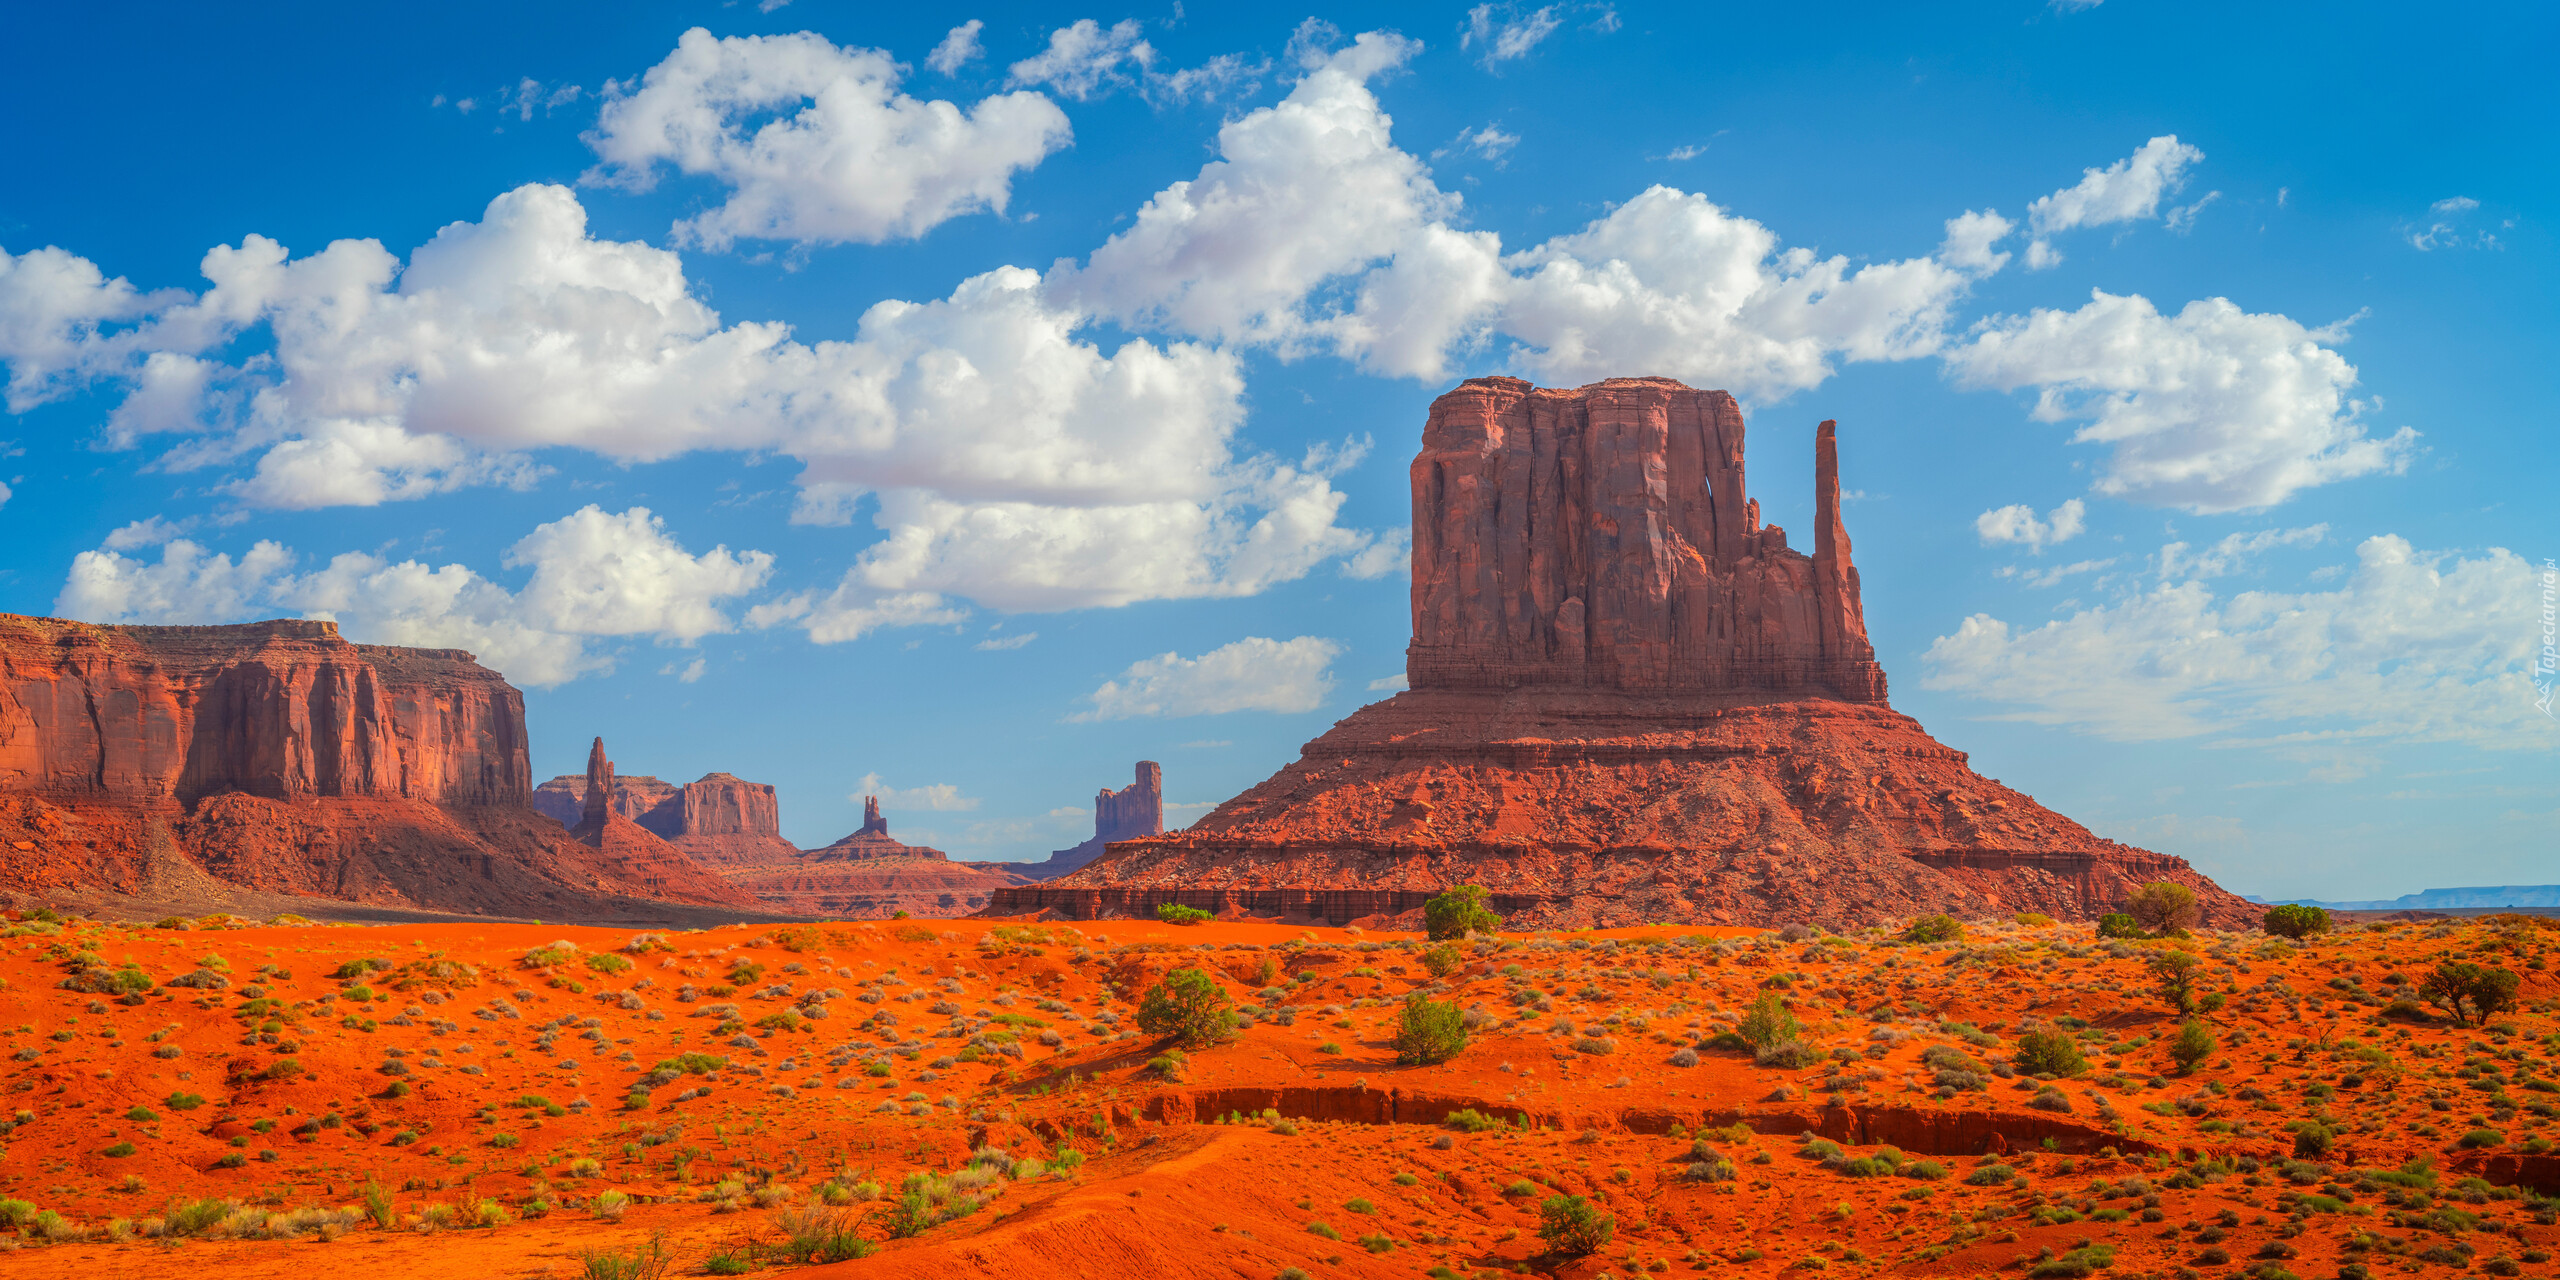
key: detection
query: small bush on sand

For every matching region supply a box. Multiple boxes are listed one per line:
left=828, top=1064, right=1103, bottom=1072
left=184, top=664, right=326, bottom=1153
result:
left=2169, top=1019, right=2217, bottom=1073
left=2095, top=913, right=2144, bottom=940
left=1156, top=903, right=1211, bottom=925
left=2011, top=1029, right=2088, bottom=1078
left=2145, top=949, right=2203, bottom=1015
left=1424, top=885, right=1502, bottom=940
left=1136, top=969, right=1239, bottom=1047
left=577, top=1232, right=673, bottom=1280
left=2125, top=883, right=2201, bottom=936
left=1736, top=992, right=1801, bottom=1050
left=1902, top=914, right=1964, bottom=944
left=2421, top=962, right=2521, bottom=1027
left=2262, top=904, right=2331, bottom=939
left=1419, top=943, right=1464, bottom=979
left=1537, top=1195, right=1615, bottom=1256
left=1394, top=994, right=1469, bottom=1065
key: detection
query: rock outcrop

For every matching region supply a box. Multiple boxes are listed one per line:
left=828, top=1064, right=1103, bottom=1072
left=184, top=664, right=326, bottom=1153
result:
left=533, top=765, right=798, bottom=867
left=1406, top=378, right=1885, bottom=701
left=0, top=615, right=745, bottom=917
left=992, top=377, right=2249, bottom=930
left=1005, top=762, right=1165, bottom=880
left=717, top=795, right=1028, bottom=918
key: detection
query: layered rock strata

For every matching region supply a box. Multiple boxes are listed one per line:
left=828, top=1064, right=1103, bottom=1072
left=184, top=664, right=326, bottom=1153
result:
left=0, top=615, right=743, bottom=917
left=993, top=377, right=2249, bottom=929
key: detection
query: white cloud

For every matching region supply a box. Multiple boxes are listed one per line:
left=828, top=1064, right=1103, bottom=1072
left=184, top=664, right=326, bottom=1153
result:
left=1937, top=209, right=2014, bottom=276
left=1007, top=19, right=1154, bottom=100
left=2163, top=190, right=2222, bottom=233
left=1974, top=497, right=2085, bottom=552
left=2408, top=196, right=2503, bottom=251
left=0, top=480, right=11, bottom=509
left=1993, top=556, right=2119, bottom=589
left=100, top=515, right=198, bottom=549
left=499, top=78, right=583, bottom=121
left=2027, top=135, right=2204, bottom=235
left=1946, top=290, right=2417, bottom=512
left=2155, top=524, right=2326, bottom=581
left=1497, top=186, right=1979, bottom=395
left=1366, top=672, right=1408, bottom=692
left=1461, top=4, right=1562, bottom=69
left=0, top=243, right=173, bottom=412
left=502, top=505, right=772, bottom=642
left=1441, top=124, right=1519, bottom=162
left=54, top=506, right=770, bottom=687
left=2023, top=135, right=2204, bottom=264
left=974, top=630, right=1037, bottom=650
left=853, top=772, right=979, bottom=812
left=585, top=27, right=1069, bottom=248
left=927, top=19, right=984, bottom=74
left=13, top=186, right=1381, bottom=635
left=1053, top=33, right=1437, bottom=351
left=1923, top=534, right=2551, bottom=752
left=1072, top=635, right=1341, bottom=719
left=1343, top=526, right=1409, bottom=579
left=666, top=655, right=708, bottom=682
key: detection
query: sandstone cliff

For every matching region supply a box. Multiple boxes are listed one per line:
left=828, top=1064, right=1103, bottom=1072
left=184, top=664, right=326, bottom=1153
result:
left=993, top=377, right=2250, bottom=930
left=0, top=615, right=744, bottom=918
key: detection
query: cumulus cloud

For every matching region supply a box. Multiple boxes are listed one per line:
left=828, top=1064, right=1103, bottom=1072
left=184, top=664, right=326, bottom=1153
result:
left=1366, top=671, right=1409, bottom=692
left=8, top=184, right=1383, bottom=636
left=1053, top=33, right=1438, bottom=350
left=0, top=243, right=173, bottom=412
left=1923, top=534, right=2551, bottom=755
left=1461, top=4, right=1562, bottom=68
left=585, top=27, right=1069, bottom=248
left=2023, top=135, right=2204, bottom=266
left=927, top=19, right=984, bottom=75
left=53, top=506, right=771, bottom=687
left=1938, top=209, right=2014, bottom=276
left=852, top=772, right=979, bottom=812
left=1975, top=498, right=2085, bottom=552
left=1052, top=30, right=1996, bottom=391
left=1072, top=635, right=1341, bottom=719
left=1946, top=291, right=2417, bottom=511
left=1007, top=19, right=1154, bottom=100
left=1498, top=187, right=1978, bottom=394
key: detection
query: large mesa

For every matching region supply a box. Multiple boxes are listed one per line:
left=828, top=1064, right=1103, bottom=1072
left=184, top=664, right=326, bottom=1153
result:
left=994, top=376, right=2249, bottom=929
left=0, top=615, right=743, bottom=917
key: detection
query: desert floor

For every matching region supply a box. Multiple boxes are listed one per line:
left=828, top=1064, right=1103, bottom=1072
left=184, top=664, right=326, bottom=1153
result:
left=0, top=909, right=2550, bottom=1278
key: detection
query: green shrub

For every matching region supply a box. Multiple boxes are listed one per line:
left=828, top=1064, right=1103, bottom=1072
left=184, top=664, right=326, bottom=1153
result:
left=2095, top=913, right=2144, bottom=940
left=2262, top=904, right=2331, bottom=939
left=2125, top=882, right=2201, bottom=935
left=1902, top=914, right=1964, bottom=943
left=2421, top=963, right=2521, bottom=1027
left=102, top=1142, right=136, bottom=1157
left=2457, top=1128, right=2505, bottom=1149
left=584, top=953, right=633, bottom=976
left=1394, top=994, right=1469, bottom=1065
left=2012, top=1029, right=2088, bottom=1077
left=1149, top=903, right=1208, bottom=926
left=2146, top=948, right=2203, bottom=1015
left=1135, top=968, right=1239, bottom=1047
left=1736, top=991, right=1801, bottom=1048
left=1424, top=885, right=1502, bottom=940
left=1537, top=1194, right=1615, bottom=1256
left=1143, top=1050, right=1186, bottom=1081
left=1419, top=942, right=1464, bottom=979
left=1444, top=1108, right=1505, bottom=1134
left=2169, top=1018, right=2216, bottom=1072
left=1306, top=1221, right=1341, bottom=1240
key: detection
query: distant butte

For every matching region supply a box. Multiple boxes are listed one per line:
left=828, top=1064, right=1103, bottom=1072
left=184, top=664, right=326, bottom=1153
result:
left=994, top=376, right=2251, bottom=929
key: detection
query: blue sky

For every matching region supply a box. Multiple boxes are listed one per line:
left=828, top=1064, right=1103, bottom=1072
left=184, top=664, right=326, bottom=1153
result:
left=1, top=1, right=2550, bottom=898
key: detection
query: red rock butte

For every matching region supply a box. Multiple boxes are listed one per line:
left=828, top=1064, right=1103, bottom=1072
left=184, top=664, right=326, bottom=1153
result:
left=994, top=376, right=2249, bottom=929
left=0, top=615, right=744, bottom=918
